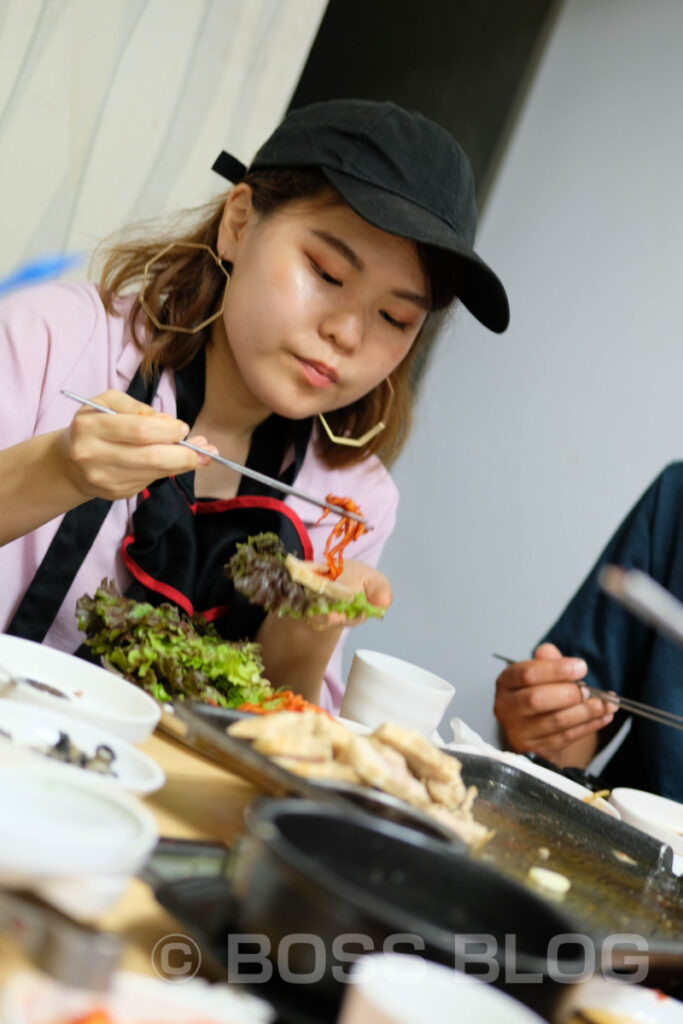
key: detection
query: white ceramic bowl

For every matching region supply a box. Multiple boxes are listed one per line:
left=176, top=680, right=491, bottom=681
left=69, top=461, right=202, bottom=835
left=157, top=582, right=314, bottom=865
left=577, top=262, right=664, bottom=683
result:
left=0, top=760, right=158, bottom=880
left=338, top=953, right=546, bottom=1024
left=341, top=650, right=455, bottom=736
left=609, top=786, right=683, bottom=856
left=0, top=634, right=160, bottom=742
left=33, top=873, right=133, bottom=921
left=0, top=699, right=165, bottom=794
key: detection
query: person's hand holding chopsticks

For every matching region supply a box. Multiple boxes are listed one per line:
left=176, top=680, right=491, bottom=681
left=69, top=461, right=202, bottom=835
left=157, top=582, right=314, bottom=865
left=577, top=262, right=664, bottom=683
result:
left=0, top=390, right=215, bottom=548
left=60, top=389, right=215, bottom=501
left=493, top=644, right=615, bottom=767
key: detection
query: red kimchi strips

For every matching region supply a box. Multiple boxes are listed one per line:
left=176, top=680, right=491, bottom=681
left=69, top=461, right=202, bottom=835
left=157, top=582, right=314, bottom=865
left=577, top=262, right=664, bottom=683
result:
left=314, top=495, right=367, bottom=580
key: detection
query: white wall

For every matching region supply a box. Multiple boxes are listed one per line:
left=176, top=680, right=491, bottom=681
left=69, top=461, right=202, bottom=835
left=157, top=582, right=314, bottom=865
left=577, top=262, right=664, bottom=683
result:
left=0, top=0, right=326, bottom=275
left=344, top=0, right=683, bottom=743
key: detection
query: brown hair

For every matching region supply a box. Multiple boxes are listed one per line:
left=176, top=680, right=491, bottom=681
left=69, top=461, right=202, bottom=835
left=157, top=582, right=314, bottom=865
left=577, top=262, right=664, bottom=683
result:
left=97, top=168, right=460, bottom=468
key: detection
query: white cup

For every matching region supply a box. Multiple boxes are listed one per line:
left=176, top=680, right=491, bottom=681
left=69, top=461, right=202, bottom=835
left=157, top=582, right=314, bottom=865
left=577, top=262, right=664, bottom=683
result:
left=340, top=650, right=455, bottom=737
left=337, top=953, right=546, bottom=1024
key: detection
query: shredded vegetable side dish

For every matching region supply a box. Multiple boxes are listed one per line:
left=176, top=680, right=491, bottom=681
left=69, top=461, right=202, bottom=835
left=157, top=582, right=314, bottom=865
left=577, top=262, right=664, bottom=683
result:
left=237, top=690, right=330, bottom=715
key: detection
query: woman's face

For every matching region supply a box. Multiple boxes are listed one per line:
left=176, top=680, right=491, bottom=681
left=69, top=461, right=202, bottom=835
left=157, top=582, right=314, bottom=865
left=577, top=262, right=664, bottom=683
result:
left=215, top=185, right=429, bottom=421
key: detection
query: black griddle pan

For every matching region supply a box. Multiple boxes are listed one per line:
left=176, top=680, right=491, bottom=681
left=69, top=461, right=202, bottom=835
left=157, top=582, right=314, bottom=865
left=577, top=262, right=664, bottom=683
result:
left=165, top=704, right=683, bottom=986
left=151, top=798, right=582, bottom=1024
left=455, top=751, right=682, bottom=973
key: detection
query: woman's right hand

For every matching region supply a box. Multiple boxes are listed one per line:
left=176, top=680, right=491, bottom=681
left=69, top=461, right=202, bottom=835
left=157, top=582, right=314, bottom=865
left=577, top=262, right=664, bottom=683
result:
left=493, top=642, right=615, bottom=762
left=60, top=390, right=216, bottom=501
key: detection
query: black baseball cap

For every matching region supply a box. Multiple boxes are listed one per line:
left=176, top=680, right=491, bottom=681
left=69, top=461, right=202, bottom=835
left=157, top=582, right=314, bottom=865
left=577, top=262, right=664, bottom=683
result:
left=212, top=98, right=509, bottom=333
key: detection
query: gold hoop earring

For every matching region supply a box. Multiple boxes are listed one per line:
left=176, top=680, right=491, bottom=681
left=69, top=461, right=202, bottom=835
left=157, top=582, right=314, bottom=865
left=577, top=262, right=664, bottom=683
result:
left=318, top=378, right=395, bottom=448
left=139, top=241, right=230, bottom=334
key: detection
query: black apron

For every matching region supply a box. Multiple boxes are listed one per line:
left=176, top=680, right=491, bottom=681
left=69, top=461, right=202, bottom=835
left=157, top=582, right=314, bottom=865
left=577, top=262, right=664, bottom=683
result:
left=7, top=349, right=313, bottom=647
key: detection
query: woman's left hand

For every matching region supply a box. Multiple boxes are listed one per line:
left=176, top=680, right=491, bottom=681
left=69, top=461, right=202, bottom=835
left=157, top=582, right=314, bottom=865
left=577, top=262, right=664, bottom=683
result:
left=310, top=559, right=393, bottom=629
left=255, top=562, right=392, bottom=701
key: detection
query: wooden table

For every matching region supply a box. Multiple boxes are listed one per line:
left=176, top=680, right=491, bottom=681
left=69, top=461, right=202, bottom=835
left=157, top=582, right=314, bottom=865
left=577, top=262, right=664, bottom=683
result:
left=0, top=730, right=259, bottom=982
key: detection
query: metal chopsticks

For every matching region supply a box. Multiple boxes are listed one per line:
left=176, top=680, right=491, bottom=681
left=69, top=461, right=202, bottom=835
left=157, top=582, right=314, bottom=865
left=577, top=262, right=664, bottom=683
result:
left=61, top=390, right=369, bottom=527
left=581, top=684, right=683, bottom=731
left=492, top=653, right=683, bottom=733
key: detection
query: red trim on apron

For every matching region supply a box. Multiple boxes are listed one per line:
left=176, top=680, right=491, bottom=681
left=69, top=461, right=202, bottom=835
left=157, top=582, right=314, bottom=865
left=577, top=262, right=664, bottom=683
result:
left=121, top=488, right=313, bottom=629
left=188, top=493, right=314, bottom=560
left=202, top=605, right=231, bottom=621
left=121, top=534, right=195, bottom=616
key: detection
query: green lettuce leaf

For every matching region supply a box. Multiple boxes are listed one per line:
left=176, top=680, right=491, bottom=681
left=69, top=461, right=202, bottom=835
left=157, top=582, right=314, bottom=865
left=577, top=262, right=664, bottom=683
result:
left=76, top=579, right=274, bottom=707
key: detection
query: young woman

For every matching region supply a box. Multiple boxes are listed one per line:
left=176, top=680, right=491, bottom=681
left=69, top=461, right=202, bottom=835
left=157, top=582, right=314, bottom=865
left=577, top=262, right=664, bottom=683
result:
left=0, top=99, right=508, bottom=709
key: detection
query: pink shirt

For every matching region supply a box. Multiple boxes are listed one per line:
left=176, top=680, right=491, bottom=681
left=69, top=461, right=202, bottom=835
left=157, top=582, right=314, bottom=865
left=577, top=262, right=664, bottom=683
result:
left=0, top=282, right=398, bottom=711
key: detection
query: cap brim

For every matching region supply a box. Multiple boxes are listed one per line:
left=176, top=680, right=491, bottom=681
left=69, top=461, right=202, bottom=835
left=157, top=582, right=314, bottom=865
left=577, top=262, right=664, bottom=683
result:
left=323, top=167, right=509, bottom=333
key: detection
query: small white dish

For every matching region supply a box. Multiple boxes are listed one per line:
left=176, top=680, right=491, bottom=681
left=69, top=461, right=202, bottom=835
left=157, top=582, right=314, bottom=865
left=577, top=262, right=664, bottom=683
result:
left=609, top=786, right=683, bottom=856
left=341, top=650, right=455, bottom=737
left=0, top=634, right=160, bottom=742
left=1, top=969, right=274, bottom=1024
left=338, top=952, right=546, bottom=1024
left=557, top=976, right=683, bottom=1023
left=0, top=760, right=158, bottom=882
left=0, top=699, right=165, bottom=794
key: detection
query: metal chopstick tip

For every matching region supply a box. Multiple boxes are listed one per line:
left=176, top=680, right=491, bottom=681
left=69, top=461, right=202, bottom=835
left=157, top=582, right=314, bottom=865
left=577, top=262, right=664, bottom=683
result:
left=492, top=652, right=516, bottom=665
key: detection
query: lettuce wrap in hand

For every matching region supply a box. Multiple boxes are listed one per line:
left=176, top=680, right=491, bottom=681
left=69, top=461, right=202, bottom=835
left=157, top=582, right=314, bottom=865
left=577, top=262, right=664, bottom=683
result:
left=225, top=533, right=386, bottom=622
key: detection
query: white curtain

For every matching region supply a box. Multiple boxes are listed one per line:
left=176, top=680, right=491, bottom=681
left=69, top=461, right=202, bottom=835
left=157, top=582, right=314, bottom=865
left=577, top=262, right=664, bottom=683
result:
left=0, top=0, right=327, bottom=275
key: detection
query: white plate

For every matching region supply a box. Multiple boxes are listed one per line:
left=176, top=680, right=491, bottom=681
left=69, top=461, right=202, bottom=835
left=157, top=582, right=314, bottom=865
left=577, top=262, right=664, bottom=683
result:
left=0, top=699, right=165, bottom=794
left=0, top=635, right=160, bottom=742
left=0, top=760, right=158, bottom=881
left=1, top=970, right=274, bottom=1024
left=335, top=715, right=371, bottom=734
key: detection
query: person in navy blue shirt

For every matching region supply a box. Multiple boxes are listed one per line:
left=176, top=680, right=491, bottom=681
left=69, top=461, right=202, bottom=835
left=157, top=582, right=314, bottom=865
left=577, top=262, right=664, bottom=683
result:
left=495, top=463, right=683, bottom=801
